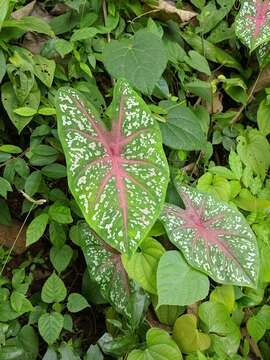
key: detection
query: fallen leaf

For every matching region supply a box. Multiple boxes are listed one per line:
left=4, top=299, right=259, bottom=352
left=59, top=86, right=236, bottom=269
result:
left=254, top=64, right=270, bottom=94
left=157, top=0, right=197, bottom=22
left=12, top=0, right=36, bottom=19
left=0, top=220, right=26, bottom=254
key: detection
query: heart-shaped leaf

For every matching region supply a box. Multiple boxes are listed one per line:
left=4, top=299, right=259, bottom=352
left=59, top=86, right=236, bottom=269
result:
left=236, top=0, right=270, bottom=51
left=160, top=183, right=259, bottom=287
left=173, top=314, right=211, bottom=354
left=159, top=104, right=205, bottom=151
left=56, top=79, right=169, bottom=255
left=199, top=301, right=241, bottom=356
left=75, top=221, right=133, bottom=315
left=127, top=328, right=183, bottom=360
left=103, top=29, right=168, bottom=95
left=122, top=237, right=165, bottom=294
left=156, top=251, right=209, bottom=307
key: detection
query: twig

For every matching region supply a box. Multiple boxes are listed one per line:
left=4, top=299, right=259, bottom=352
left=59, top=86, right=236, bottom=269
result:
left=230, top=71, right=262, bottom=125
left=0, top=203, right=35, bottom=276
left=102, top=0, right=110, bottom=43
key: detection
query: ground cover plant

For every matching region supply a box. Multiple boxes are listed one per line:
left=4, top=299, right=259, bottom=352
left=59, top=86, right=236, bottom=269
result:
left=0, top=0, right=270, bottom=359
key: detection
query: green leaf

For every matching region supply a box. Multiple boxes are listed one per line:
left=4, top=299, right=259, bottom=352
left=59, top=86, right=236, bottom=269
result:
left=49, top=221, right=66, bottom=248
left=55, top=79, right=169, bottom=255
left=229, top=150, right=243, bottom=180
left=0, top=199, right=11, bottom=226
left=86, top=345, right=104, bottom=360
left=71, top=27, right=98, bottom=42
left=0, top=48, right=6, bottom=83
left=48, top=203, right=73, bottom=224
left=181, top=30, right=242, bottom=71
left=197, top=0, right=235, bottom=34
left=33, top=55, right=56, bottom=87
left=185, top=80, right=212, bottom=104
left=10, top=291, right=34, bottom=313
left=237, top=129, right=270, bottom=180
left=0, top=177, right=12, bottom=198
left=0, top=145, right=22, bottom=154
left=1, top=82, right=40, bottom=133
left=67, top=293, right=89, bottom=312
left=25, top=170, right=42, bottom=197
left=257, top=98, right=270, bottom=136
left=210, top=284, right=235, bottom=313
left=156, top=251, right=209, bottom=307
left=103, top=30, right=168, bottom=94
left=160, top=183, right=259, bottom=287
left=127, top=328, right=183, bottom=360
left=173, top=314, right=211, bottom=354
left=160, top=104, right=204, bottom=151
left=77, top=222, right=133, bottom=315
left=199, top=301, right=241, bottom=356
left=18, top=325, right=39, bottom=360
left=0, top=0, right=8, bottom=30
left=122, top=237, right=165, bottom=294
left=185, top=50, right=211, bottom=75
left=55, top=39, right=73, bottom=58
left=49, top=244, right=73, bottom=273
left=38, top=107, right=56, bottom=116
left=235, top=0, right=270, bottom=51
left=41, top=272, right=67, bottom=303
left=38, top=312, right=64, bottom=345
left=42, top=348, right=58, bottom=360
left=197, top=173, right=231, bottom=202
left=247, top=316, right=266, bottom=342
left=4, top=16, right=54, bottom=37
left=152, top=297, right=185, bottom=326
left=13, top=107, right=37, bottom=117
left=41, top=164, right=67, bottom=179
left=26, top=213, right=49, bottom=246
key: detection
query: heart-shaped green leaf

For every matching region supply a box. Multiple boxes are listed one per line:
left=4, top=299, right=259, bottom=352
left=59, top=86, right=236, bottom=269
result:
left=56, top=79, right=169, bottom=255
left=236, top=0, right=270, bottom=51
left=76, top=222, right=133, bottom=315
left=122, top=237, right=165, bottom=294
left=173, top=314, right=211, bottom=354
left=199, top=301, right=241, bottom=356
left=157, top=251, right=209, bottom=307
left=159, top=104, right=205, bottom=151
left=160, top=183, right=259, bottom=287
left=128, top=328, right=183, bottom=360
left=103, top=29, right=168, bottom=94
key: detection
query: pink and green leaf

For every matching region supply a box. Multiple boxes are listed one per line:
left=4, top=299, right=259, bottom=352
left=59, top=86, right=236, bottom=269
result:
left=160, top=183, right=259, bottom=287
left=236, top=0, right=270, bottom=51
left=56, top=79, right=169, bottom=255
left=77, top=221, right=132, bottom=315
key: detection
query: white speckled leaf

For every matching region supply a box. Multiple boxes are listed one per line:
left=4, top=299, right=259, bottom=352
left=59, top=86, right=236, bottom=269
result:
left=78, top=222, right=132, bottom=315
left=56, top=79, right=169, bottom=255
left=160, top=184, right=259, bottom=287
left=236, top=0, right=270, bottom=51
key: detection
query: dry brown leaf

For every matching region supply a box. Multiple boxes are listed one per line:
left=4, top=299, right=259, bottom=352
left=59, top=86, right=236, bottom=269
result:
left=157, top=0, right=197, bottom=22
left=253, top=64, right=270, bottom=94
left=0, top=220, right=26, bottom=255
left=12, top=0, right=36, bottom=19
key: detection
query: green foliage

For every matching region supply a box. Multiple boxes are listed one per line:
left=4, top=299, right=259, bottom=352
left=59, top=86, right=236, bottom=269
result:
left=127, top=328, right=182, bottom=360
left=157, top=251, right=209, bottom=307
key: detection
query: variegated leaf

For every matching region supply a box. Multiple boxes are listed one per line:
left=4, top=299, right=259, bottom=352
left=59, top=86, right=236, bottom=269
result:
left=77, top=221, right=132, bottom=315
left=160, top=183, right=259, bottom=287
left=236, top=0, right=270, bottom=51
left=56, top=79, right=169, bottom=255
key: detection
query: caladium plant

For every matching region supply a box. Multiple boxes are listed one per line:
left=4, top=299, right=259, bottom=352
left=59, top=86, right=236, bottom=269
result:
left=56, top=79, right=169, bottom=255
left=74, top=221, right=133, bottom=315
left=236, top=0, right=270, bottom=51
left=160, top=182, right=259, bottom=287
